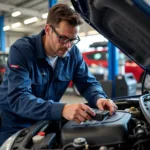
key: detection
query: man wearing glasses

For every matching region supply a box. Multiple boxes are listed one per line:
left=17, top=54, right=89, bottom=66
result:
left=0, top=3, right=117, bottom=145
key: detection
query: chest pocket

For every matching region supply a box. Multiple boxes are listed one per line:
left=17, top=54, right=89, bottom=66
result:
left=58, top=73, right=71, bottom=81
left=55, top=73, right=72, bottom=96
left=31, top=71, right=49, bottom=98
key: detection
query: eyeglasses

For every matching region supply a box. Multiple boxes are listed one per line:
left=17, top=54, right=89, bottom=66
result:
left=50, top=25, right=80, bottom=45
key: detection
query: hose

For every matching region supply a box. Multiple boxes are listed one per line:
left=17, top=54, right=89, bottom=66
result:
left=62, top=142, right=73, bottom=150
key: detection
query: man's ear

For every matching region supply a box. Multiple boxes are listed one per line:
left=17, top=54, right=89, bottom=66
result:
left=45, top=24, right=51, bottom=36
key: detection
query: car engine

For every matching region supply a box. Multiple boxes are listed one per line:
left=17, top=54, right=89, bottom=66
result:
left=3, top=94, right=150, bottom=150
left=61, top=110, right=131, bottom=147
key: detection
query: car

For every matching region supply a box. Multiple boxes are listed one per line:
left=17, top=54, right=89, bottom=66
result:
left=82, top=46, right=144, bottom=83
left=1, top=0, right=150, bottom=150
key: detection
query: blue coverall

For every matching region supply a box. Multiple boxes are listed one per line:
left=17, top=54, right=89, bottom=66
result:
left=0, top=30, right=107, bottom=145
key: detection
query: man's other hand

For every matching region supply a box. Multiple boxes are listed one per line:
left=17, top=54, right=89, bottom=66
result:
left=96, top=98, right=118, bottom=115
left=62, top=103, right=95, bottom=124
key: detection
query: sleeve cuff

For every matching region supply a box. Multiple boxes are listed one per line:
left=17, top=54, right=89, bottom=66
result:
left=46, top=102, right=66, bottom=120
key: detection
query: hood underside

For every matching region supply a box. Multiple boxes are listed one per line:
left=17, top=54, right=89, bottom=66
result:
left=71, top=0, right=150, bottom=71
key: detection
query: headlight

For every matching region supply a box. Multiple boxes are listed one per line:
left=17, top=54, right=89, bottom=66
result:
left=0, top=131, right=21, bottom=150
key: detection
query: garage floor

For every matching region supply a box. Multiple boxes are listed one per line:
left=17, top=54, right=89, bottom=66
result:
left=61, top=88, right=86, bottom=104
left=61, top=84, right=142, bottom=104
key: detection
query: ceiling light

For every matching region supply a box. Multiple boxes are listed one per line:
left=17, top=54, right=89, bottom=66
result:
left=3, top=26, right=10, bottom=31
left=11, top=22, right=21, bottom=28
left=11, top=11, right=21, bottom=17
left=42, top=13, right=48, bottom=19
left=24, top=17, right=38, bottom=25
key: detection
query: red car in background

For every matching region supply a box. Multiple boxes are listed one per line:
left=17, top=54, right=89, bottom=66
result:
left=82, top=50, right=144, bottom=82
left=82, top=41, right=144, bottom=82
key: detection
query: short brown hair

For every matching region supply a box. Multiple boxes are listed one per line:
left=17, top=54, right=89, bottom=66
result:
left=46, top=3, right=83, bottom=27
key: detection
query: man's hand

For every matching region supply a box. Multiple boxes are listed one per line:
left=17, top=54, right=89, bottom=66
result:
left=96, top=98, right=118, bottom=115
left=62, top=103, right=95, bottom=124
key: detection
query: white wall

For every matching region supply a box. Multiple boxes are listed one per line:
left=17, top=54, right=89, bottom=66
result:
left=77, top=34, right=108, bottom=52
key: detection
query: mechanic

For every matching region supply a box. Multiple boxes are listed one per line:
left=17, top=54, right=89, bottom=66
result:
left=0, top=3, right=117, bottom=145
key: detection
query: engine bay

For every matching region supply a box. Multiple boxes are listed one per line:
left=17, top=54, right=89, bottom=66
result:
left=61, top=110, right=131, bottom=146
left=3, top=94, right=150, bottom=150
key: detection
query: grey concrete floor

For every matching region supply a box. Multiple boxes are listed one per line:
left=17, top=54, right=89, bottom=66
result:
left=60, top=88, right=87, bottom=104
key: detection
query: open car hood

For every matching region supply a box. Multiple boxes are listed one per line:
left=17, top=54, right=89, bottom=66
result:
left=71, top=0, right=150, bottom=73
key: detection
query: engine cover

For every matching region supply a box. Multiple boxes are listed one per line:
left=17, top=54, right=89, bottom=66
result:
left=61, top=111, right=131, bottom=146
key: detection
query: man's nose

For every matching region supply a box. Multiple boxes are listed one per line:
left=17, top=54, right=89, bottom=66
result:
left=64, top=41, right=72, bottom=48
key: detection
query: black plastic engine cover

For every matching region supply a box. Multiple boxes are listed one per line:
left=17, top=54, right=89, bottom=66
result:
left=61, top=111, right=131, bottom=146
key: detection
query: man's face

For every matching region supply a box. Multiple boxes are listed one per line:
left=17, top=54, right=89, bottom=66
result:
left=46, top=21, right=80, bottom=57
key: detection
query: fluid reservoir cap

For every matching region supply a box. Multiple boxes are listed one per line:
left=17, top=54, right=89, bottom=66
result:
left=73, top=137, right=87, bottom=148
left=32, top=135, right=44, bottom=143
left=38, top=132, right=45, bottom=136
left=73, top=137, right=86, bottom=145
